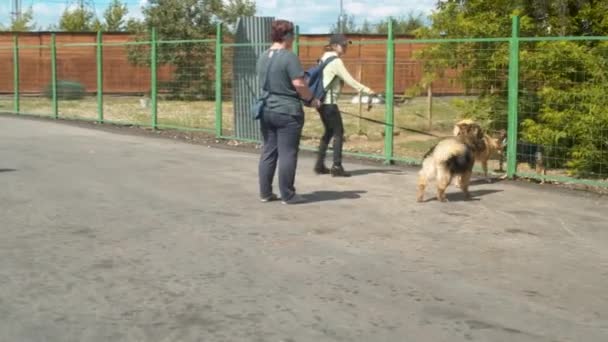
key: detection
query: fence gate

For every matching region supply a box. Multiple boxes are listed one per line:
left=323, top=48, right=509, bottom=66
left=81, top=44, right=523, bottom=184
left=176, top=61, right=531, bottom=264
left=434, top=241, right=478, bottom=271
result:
left=232, top=16, right=275, bottom=141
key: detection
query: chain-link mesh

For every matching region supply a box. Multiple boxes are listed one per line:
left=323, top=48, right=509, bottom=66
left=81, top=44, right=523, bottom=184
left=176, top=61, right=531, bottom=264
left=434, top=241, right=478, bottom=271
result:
left=102, top=39, right=151, bottom=126
left=393, top=40, right=510, bottom=172
left=18, top=37, right=52, bottom=116
left=156, top=40, right=216, bottom=131
left=0, top=39, right=14, bottom=113
left=518, top=40, right=608, bottom=182
left=55, top=36, right=97, bottom=121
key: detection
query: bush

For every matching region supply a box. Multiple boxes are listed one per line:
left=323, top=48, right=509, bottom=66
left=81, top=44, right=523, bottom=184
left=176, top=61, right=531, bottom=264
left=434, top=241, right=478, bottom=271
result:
left=44, top=80, right=86, bottom=100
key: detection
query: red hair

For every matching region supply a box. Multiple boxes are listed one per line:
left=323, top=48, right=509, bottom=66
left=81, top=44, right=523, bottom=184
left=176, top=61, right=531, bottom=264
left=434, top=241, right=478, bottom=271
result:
left=271, top=20, right=295, bottom=42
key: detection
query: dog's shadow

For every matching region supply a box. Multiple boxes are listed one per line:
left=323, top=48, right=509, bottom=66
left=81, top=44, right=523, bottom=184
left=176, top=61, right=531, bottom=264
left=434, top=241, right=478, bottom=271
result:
left=0, top=169, right=16, bottom=173
left=468, top=177, right=506, bottom=186
left=301, top=190, right=367, bottom=203
left=422, top=189, right=504, bottom=203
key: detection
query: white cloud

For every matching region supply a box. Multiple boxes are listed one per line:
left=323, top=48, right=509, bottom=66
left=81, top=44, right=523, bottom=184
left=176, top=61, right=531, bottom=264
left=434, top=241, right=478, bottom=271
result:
left=257, top=0, right=437, bottom=33
left=3, top=0, right=437, bottom=33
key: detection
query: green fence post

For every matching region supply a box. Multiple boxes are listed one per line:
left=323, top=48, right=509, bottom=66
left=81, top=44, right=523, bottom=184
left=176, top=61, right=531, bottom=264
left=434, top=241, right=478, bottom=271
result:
left=150, top=27, right=158, bottom=130
left=96, top=31, right=104, bottom=123
left=13, top=34, right=19, bottom=114
left=506, top=15, right=520, bottom=179
left=293, top=25, right=300, bottom=56
left=215, top=22, right=223, bottom=138
left=51, top=33, right=58, bottom=119
left=383, top=18, right=395, bottom=164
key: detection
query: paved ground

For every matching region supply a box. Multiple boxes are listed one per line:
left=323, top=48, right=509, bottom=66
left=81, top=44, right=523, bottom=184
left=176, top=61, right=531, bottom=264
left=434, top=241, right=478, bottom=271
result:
left=1, top=115, right=607, bottom=342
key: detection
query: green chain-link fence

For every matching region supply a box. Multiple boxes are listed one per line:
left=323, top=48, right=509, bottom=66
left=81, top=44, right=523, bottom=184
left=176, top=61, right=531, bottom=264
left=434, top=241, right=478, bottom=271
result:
left=1, top=16, right=606, bottom=188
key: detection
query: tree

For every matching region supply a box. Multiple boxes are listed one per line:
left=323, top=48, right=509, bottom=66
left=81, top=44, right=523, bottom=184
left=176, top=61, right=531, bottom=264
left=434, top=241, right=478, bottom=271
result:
left=126, top=0, right=256, bottom=100
left=330, top=14, right=360, bottom=34
left=59, top=7, right=96, bottom=31
left=376, top=12, right=426, bottom=35
left=8, top=6, right=37, bottom=31
left=103, top=0, right=129, bottom=31
left=413, top=0, right=608, bottom=177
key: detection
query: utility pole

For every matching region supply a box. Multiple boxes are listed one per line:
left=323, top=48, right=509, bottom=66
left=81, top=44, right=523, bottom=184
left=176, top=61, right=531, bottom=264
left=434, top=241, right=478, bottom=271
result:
left=339, top=0, right=345, bottom=33
left=11, top=0, right=22, bottom=25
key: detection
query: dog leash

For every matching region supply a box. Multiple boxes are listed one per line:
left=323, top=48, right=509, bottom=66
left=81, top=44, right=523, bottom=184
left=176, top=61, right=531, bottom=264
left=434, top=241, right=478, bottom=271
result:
left=338, top=108, right=440, bottom=138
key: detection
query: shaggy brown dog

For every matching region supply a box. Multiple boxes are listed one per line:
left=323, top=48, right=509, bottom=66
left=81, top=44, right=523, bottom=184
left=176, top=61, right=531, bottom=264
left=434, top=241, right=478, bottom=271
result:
left=417, top=122, right=485, bottom=202
left=453, top=119, right=505, bottom=182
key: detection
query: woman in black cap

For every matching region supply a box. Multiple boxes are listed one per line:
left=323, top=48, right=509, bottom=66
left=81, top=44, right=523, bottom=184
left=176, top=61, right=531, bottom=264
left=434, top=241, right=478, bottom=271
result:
left=314, top=34, right=375, bottom=177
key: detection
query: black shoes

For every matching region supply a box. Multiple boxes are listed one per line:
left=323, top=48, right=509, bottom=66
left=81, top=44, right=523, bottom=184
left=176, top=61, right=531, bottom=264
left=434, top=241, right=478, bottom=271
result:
left=330, top=164, right=351, bottom=177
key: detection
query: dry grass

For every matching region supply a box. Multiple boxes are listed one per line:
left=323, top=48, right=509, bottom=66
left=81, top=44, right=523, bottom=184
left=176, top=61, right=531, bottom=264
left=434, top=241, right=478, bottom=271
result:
left=0, top=94, right=472, bottom=161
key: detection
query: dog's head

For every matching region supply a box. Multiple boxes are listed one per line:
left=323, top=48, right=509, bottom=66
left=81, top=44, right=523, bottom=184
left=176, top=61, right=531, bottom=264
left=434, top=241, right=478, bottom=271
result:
left=455, top=121, right=485, bottom=152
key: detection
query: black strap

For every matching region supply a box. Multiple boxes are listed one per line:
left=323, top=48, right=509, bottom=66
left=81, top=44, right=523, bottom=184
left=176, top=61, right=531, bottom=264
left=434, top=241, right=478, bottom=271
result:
left=261, top=49, right=279, bottom=97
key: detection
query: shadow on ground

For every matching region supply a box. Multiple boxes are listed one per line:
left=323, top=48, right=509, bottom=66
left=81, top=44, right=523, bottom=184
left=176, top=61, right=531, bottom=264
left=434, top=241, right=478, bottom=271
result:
left=302, top=190, right=367, bottom=203
left=421, top=189, right=504, bottom=203
left=349, top=169, right=404, bottom=177
left=0, top=169, right=16, bottom=173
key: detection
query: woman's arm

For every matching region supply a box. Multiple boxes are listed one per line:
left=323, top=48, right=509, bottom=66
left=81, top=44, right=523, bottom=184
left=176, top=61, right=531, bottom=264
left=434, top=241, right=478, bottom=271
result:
left=332, top=58, right=373, bottom=94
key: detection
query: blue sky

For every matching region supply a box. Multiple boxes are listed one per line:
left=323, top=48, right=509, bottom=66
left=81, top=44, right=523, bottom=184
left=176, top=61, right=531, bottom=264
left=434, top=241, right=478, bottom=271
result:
left=0, top=0, right=438, bottom=33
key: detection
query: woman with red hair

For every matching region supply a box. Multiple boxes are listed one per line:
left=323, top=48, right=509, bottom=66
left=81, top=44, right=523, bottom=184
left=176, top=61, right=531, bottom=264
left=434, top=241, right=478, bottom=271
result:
left=256, top=20, right=321, bottom=205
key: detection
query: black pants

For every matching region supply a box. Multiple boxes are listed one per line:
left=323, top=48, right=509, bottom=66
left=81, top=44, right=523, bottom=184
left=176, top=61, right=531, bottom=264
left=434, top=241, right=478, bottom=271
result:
left=259, top=111, right=304, bottom=201
left=317, top=104, right=344, bottom=166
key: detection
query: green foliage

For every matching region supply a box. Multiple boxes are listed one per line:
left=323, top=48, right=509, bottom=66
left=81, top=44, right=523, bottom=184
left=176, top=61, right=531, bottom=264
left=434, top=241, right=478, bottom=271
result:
left=59, top=7, right=96, bottom=31
left=45, top=80, right=86, bottom=100
left=330, top=12, right=427, bottom=35
left=103, top=0, right=129, bottom=31
left=414, top=0, right=608, bottom=177
left=376, top=12, right=426, bottom=35
left=7, top=6, right=37, bottom=31
left=126, top=0, right=255, bottom=100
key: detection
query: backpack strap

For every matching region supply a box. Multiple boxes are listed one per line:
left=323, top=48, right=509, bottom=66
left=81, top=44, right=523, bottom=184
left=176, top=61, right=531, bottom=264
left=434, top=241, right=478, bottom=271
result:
left=320, top=56, right=339, bottom=93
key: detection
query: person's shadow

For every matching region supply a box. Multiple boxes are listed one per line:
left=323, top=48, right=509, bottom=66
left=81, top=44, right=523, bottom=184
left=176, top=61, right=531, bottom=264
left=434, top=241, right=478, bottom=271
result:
left=349, top=169, right=404, bottom=177
left=301, top=190, right=367, bottom=203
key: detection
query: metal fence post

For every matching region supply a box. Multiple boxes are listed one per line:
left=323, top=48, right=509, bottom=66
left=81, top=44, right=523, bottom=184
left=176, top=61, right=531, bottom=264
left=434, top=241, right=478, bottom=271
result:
left=51, top=33, right=58, bottom=119
left=13, top=34, right=19, bottom=114
left=293, top=25, right=300, bottom=56
left=96, top=31, right=104, bottom=123
left=150, top=27, right=158, bottom=130
left=507, top=15, right=520, bottom=178
left=215, top=22, right=223, bottom=138
left=384, top=18, right=395, bottom=164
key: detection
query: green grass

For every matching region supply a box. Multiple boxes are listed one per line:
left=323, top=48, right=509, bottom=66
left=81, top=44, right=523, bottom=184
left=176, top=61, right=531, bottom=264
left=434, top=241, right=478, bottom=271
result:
left=0, top=94, right=470, bottom=160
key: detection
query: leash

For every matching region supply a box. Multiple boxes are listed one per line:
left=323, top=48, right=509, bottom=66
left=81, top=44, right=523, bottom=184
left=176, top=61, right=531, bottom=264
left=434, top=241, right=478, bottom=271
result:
left=338, top=106, right=440, bottom=138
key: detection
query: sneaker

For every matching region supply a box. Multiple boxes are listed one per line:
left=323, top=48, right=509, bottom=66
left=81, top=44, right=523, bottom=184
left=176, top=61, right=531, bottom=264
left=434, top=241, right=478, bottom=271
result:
left=281, top=194, right=306, bottom=205
left=260, top=194, right=279, bottom=203
left=330, top=165, right=351, bottom=177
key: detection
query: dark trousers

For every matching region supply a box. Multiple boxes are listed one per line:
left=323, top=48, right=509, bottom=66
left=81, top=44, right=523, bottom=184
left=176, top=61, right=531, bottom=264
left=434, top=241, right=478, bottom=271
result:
left=317, top=104, right=344, bottom=166
left=259, top=111, right=304, bottom=201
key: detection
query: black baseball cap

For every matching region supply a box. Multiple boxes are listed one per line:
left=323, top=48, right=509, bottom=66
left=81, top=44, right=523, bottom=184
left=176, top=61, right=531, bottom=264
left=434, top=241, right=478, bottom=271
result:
left=328, top=34, right=352, bottom=46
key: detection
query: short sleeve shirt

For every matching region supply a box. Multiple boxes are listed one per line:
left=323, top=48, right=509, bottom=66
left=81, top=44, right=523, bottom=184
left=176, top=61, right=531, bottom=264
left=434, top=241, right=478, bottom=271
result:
left=256, top=48, right=305, bottom=116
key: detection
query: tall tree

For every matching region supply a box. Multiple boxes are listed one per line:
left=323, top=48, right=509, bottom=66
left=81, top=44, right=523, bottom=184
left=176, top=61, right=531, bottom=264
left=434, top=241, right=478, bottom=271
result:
left=59, top=7, right=96, bottom=31
left=8, top=6, right=37, bottom=31
left=376, top=12, right=426, bottom=35
left=103, top=0, right=129, bottom=31
left=126, top=0, right=256, bottom=100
